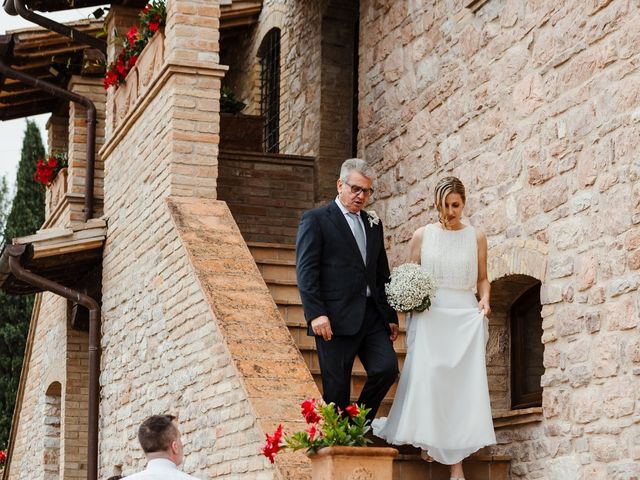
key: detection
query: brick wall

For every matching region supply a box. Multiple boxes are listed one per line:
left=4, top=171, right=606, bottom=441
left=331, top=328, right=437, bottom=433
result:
left=360, top=1, right=640, bottom=478
left=97, top=1, right=312, bottom=478
left=217, top=150, right=314, bottom=244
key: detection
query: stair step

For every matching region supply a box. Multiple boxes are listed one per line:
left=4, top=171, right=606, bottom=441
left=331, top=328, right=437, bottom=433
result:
left=248, top=242, right=296, bottom=262
left=391, top=454, right=511, bottom=480
left=262, top=278, right=298, bottom=286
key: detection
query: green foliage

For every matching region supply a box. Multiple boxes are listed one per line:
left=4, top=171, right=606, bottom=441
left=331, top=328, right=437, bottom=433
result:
left=0, top=176, right=10, bottom=246
left=4, top=120, right=45, bottom=241
left=221, top=87, right=246, bottom=114
left=0, top=119, right=46, bottom=448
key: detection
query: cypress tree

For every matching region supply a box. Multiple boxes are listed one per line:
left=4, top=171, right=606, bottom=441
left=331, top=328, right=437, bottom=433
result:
left=0, top=119, right=45, bottom=448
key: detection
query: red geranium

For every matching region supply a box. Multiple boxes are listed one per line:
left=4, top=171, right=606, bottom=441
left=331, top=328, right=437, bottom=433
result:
left=261, top=399, right=371, bottom=462
left=301, top=398, right=321, bottom=424
left=261, top=424, right=283, bottom=464
left=33, top=153, right=68, bottom=187
left=0, top=449, right=7, bottom=464
left=345, top=404, right=360, bottom=418
left=103, top=1, right=166, bottom=90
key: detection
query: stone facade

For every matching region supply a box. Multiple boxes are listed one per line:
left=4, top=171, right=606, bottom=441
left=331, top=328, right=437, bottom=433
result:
left=5, top=0, right=640, bottom=479
left=357, top=1, right=640, bottom=479
left=6, top=294, right=89, bottom=480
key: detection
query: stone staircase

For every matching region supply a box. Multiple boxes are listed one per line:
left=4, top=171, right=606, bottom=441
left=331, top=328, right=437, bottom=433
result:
left=248, top=241, right=511, bottom=480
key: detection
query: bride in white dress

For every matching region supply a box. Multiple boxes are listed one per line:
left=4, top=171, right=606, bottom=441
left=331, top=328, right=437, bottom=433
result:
left=372, top=176, right=496, bottom=480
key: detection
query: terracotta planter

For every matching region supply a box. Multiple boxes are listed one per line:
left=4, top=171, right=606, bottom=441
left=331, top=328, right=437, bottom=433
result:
left=46, top=167, right=68, bottom=213
left=308, top=446, right=398, bottom=480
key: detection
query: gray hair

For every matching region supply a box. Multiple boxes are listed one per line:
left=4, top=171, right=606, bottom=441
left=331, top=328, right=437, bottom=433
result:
left=339, top=158, right=375, bottom=183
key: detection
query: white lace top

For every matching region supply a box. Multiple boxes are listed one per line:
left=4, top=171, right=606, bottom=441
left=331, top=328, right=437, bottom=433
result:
left=421, top=223, right=478, bottom=291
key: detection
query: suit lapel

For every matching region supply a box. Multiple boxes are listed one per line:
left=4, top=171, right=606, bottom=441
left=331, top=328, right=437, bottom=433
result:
left=326, top=202, right=363, bottom=263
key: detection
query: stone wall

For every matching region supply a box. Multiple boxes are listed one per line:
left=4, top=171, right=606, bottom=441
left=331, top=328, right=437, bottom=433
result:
left=6, top=293, right=83, bottom=479
left=217, top=150, right=315, bottom=244
left=359, top=1, right=640, bottom=478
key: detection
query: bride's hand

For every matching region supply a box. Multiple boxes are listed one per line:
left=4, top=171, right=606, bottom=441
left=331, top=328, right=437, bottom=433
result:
left=478, top=298, right=491, bottom=317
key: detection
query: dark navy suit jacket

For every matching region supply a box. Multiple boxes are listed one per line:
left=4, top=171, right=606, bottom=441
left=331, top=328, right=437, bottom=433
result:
left=295, top=201, right=398, bottom=336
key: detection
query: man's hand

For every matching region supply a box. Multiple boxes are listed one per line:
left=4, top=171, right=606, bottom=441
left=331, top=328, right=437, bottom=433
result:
left=311, top=316, right=333, bottom=341
left=389, top=324, right=399, bottom=342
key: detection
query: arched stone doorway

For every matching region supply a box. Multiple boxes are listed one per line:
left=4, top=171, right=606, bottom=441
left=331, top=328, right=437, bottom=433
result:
left=487, top=239, right=547, bottom=412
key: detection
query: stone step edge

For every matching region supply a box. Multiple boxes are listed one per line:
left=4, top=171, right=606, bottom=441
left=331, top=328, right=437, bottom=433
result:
left=247, top=241, right=296, bottom=250
left=255, top=258, right=297, bottom=266
left=395, top=453, right=512, bottom=463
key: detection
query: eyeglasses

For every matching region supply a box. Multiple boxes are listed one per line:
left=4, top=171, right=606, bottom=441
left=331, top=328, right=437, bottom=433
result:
left=345, top=181, right=374, bottom=197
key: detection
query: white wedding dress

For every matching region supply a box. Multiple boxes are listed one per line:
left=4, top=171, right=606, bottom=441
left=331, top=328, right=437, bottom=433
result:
left=372, top=223, right=496, bottom=465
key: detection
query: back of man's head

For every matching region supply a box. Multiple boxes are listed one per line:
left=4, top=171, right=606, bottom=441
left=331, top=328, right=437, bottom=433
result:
left=138, top=414, right=177, bottom=454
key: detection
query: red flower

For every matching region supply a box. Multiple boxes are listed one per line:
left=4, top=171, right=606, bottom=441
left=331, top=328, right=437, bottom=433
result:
left=115, top=58, right=127, bottom=77
left=345, top=404, right=359, bottom=418
left=0, top=449, right=6, bottom=464
left=127, top=55, right=139, bottom=69
left=126, top=25, right=138, bottom=46
left=306, top=424, right=319, bottom=441
left=47, top=156, right=57, bottom=168
left=142, top=4, right=150, bottom=13
left=148, top=21, right=159, bottom=32
left=301, top=398, right=321, bottom=424
left=261, top=424, right=283, bottom=464
left=104, top=70, right=118, bottom=89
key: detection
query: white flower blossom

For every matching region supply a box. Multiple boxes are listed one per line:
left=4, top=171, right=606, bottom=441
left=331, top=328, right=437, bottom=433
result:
left=385, top=263, right=437, bottom=312
left=366, top=210, right=380, bottom=227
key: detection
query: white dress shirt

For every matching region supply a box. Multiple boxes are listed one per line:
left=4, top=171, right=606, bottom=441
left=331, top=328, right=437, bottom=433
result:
left=334, top=197, right=371, bottom=296
left=124, top=458, right=202, bottom=480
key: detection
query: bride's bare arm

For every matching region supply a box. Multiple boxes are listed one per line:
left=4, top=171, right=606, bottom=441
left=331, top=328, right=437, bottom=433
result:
left=476, top=228, right=491, bottom=316
left=408, top=227, right=425, bottom=264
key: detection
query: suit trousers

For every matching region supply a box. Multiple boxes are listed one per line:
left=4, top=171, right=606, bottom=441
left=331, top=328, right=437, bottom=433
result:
left=315, top=297, right=399, bottom=420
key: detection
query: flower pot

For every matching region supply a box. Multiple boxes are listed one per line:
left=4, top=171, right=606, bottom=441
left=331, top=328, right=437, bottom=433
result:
left=307, top=446, right=398, bottom=480
left=46, top=167, right=68, bottom=214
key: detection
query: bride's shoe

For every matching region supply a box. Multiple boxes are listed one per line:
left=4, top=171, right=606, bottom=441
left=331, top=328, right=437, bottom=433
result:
left=420, top=450, right=434, bottom=462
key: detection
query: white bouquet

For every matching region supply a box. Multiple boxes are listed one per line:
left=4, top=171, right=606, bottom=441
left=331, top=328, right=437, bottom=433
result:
left=385, top=263, right=437, bottom=312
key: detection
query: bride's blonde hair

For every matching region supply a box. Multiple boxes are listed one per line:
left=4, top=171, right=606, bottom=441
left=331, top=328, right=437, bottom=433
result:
left=434, top=176, right=466, bottom=229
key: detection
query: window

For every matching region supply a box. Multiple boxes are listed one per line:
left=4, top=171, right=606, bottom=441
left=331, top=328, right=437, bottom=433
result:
left=511, top=283, right=543, bottom=409
left=258, top=28, right=281, bottom=153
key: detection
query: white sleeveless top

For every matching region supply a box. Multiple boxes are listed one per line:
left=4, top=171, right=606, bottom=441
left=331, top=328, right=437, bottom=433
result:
left=420, top=223, right=478, bottom=291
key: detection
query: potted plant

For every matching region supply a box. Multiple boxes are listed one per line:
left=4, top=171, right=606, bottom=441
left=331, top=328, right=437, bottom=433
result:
left=34, top=152, right=68, bottom=212
left=262, top=399, right=398, bottom=480
left=103, top=0, right=166, bottom=90
left=219, top=86, right=265, bottom=152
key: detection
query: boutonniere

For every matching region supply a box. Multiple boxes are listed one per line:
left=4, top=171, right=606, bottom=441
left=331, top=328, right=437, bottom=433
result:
left=366, top=210, right=380, bottom=227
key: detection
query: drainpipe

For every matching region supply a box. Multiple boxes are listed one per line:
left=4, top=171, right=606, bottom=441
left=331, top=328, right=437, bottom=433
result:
left=0, top=54, right=96, bottom=222
left=4, top=0, right=107, bottom=53
left=6, top=244, right=101, bottom=480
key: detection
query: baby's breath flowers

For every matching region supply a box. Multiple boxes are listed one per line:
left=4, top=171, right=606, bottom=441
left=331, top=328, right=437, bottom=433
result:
left=385, top=263, right=437, bottom=312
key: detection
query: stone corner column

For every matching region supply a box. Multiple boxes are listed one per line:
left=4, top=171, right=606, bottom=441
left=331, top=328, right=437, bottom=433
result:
left=163, top=0, right=226, bottom=200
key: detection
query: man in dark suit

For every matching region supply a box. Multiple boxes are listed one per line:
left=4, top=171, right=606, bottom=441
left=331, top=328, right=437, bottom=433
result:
left=295, top=158, right=399, bottom=420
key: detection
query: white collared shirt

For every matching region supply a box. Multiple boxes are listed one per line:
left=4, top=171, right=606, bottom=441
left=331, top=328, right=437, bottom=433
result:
left=124, top=458, right=202, bottom=480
